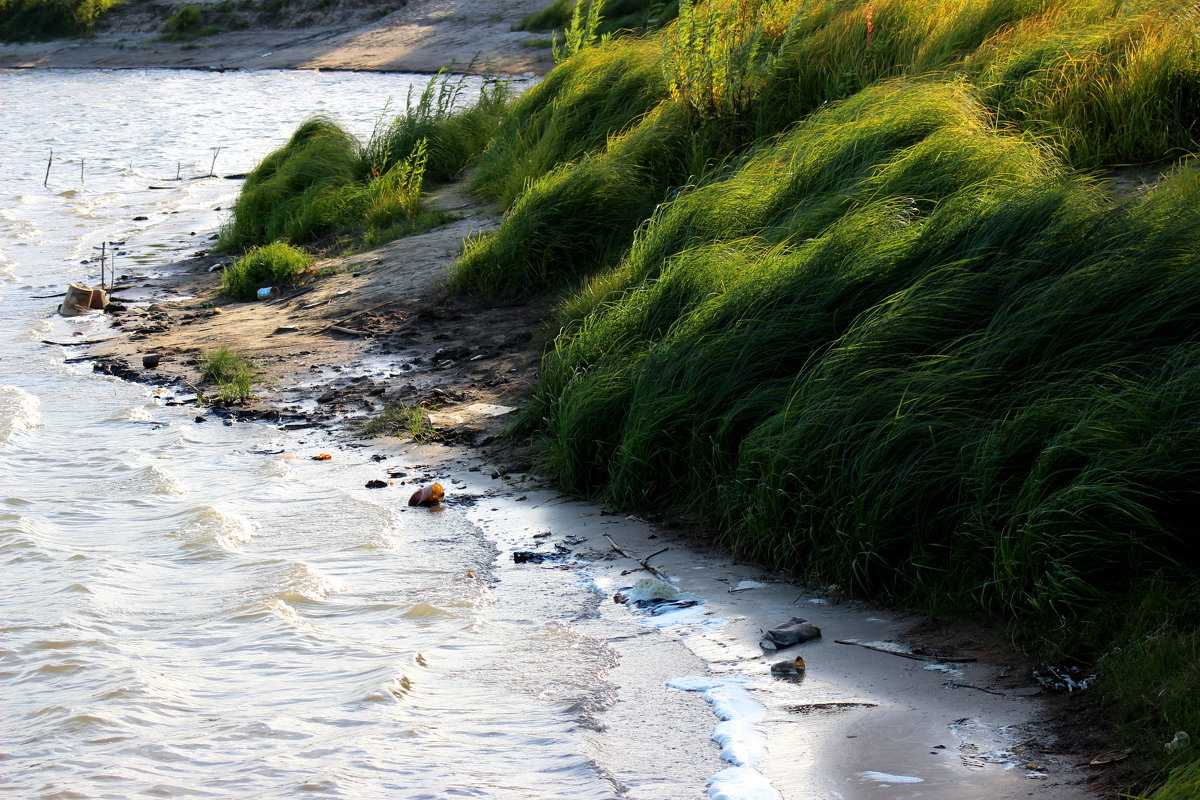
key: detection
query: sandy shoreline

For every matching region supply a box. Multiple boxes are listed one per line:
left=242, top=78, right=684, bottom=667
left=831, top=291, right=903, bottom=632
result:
left=0, top=0, right=555, bottom=74
left=73, top=177, right=1104, bottom=800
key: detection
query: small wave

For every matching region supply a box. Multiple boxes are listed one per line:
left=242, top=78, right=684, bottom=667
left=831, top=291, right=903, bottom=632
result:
left=279, top=562, right=346, bottom=603
left=363, top=671, right=414, bottom=703
left=0, top=384, right=43, bottom=441
left=172, top=506, right=258, bottom=553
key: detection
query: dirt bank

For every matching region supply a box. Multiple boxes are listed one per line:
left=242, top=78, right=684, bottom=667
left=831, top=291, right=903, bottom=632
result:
left=0, top=0, right=555, bottom=74
left=90, top=181, right=549, bottom=464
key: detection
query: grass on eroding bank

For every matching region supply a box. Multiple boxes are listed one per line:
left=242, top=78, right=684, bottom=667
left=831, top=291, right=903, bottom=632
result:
left=513, top=78, right=1200, bottom=794
left=218, top=71, right=513, bottom=253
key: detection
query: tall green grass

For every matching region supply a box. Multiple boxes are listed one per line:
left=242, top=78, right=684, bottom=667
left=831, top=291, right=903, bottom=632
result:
left=0, top=0, right=121, bottom=40
left=469, top=39, right=668, bottom=204
left=220, top=71, right=512, bottom=252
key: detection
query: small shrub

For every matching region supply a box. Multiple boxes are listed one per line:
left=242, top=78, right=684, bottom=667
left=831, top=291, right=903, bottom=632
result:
left=164, top=3, right=203, bottom=35
left=220, top=241, right=311, bottom=300
left=198, top=347, right=256, bottom=404
left=359, top=403, right=439, bottom=441
left=515, top=0, right=572, bottom=31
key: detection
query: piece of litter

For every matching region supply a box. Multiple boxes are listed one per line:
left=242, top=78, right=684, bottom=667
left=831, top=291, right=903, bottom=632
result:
left=760, top=617, right=821, bottom=650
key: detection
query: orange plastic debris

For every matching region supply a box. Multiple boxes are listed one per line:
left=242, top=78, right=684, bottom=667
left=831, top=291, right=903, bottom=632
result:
left=408, top=483, right=445, bottom=507
left=312, top=453, right=332, bottom=461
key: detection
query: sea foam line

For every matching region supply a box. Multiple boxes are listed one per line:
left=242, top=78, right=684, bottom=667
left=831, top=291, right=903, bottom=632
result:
left=668, top=676, right=780, bottom=800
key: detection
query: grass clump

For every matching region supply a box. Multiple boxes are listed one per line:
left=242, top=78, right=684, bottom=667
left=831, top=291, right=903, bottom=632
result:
left=359, top=403, right=439, bottom=441
left=220, top=241, right=311, bottom=300
left=198, top=347, right=256, bottom=404
left=220, top=70, right=511, bottom=253
left=0, top=0, right=122, bottom=40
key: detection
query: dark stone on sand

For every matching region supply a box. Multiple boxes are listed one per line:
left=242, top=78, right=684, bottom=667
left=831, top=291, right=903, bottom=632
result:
left=513, top=544, right=570, bottom=564
left=760, top=617, right=822, bottom=650
left=133, top=216, right=149, bottom=221
left=142, top=354, right=160, bottom=369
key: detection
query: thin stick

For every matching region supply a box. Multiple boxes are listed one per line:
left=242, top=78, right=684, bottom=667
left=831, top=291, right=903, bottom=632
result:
left=177, top=161, right=181, bottom=181
left=603, top=534, right=670, bottom=581
left=44, top=150, right=53, bottom=186
left=834, top=639, right=977, bottom=663
left=209, top=146, right=221, bottom=177
left=80, top=158, right=85, bottom=183
left=100, top=242, right=106, bottom=288
left=944, top=681, right=1006, bottom=696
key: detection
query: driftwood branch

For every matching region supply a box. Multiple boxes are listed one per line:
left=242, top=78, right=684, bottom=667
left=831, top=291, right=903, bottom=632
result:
left=604, top=534, right=670, bottom=581
left=42, top=337, right=115, bottom=347
left=834, top=639, right=977, bottom=663
left=323, top=325, right=370, bottom=337
left=944, top=681, right=1006, bottom=696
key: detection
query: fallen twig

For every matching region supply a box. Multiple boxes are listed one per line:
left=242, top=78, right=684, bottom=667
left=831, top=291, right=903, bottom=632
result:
left=323, top=325, right=370, bottom=337
left=42, top=337, right=115, bottom=347
left=604, top=534, right=670, bottom=581
left=834, top=639, right=977, bottom=663
left=944, top=681, right=1006, bottom=696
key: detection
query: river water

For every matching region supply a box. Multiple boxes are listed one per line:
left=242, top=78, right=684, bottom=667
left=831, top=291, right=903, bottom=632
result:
left=0, top=68, right=663, bottom=800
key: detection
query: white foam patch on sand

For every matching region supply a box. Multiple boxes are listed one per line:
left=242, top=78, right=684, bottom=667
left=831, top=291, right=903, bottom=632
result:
left=858, top=771, right=924, bottom=784
left=851, top=639, right=912, bottom=654
left=733, top=580, right=768, bottom=591
left=669, top=676, right=780, bottom=800
left=923, top=662, right=964, bottom=677
left=640, top=604, right=725, bottom=629
left=708, top=766, right=779, bottom=800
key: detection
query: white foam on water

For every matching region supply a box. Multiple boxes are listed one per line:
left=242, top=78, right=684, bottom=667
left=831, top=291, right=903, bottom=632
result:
left=0, top=384, right=42, bottom=441
left=707, top=766, right=781, bottom=800
left=670, top=676, right=780, bottom=800
left=858, top=771, right=924, bottom=784
left=282, top=562, right=347, bottom=602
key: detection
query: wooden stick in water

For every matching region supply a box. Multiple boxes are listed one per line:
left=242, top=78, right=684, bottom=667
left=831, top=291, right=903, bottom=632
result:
left=44, top=150, right=53, bottom=187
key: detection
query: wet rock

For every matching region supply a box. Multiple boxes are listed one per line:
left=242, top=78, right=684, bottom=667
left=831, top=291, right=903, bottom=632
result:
left=513, top=543, right=570, bottom=564
left=364, top=480, right=388, bottom=489
left=408, top=483, right=444, bottom=507
left=770, top=656, right=807, bottom=679
left=760, top=617, right=822, bottom=650
left=142, top=354, right=160, bottom=369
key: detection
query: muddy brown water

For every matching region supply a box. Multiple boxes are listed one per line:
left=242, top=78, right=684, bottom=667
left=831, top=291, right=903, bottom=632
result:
left=1, top=69, right=1094, bottom=799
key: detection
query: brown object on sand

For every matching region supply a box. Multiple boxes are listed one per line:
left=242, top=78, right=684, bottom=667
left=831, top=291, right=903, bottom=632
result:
left=408, top=483, right=444, bottom=507
left=59, top=283, right=107, bottom=316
